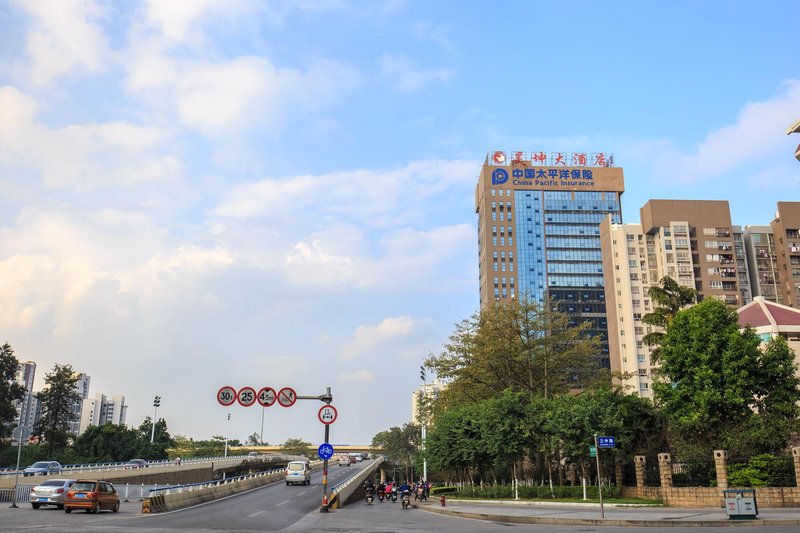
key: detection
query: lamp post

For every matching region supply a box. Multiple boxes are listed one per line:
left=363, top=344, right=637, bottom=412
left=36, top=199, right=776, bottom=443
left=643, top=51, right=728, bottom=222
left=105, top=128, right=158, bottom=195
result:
left=9, top=425, right=28, bottom=509
left=150, top=395, right=161, bottom=444
left=224, top=413, right=230, bottom=458
left=420, top=365, right=427, bottom=482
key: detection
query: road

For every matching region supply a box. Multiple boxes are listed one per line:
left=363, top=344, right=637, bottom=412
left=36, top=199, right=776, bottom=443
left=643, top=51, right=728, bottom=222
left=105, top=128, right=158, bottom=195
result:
left=1, top=462, right=797, bottom=532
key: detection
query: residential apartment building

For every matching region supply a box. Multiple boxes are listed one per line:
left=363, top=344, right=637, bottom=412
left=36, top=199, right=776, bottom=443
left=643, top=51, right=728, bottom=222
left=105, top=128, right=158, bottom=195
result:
left=601, top=200, right=738, bottom=397
left=411, top=379, right=447, bottom=425
left=13, top=361, right=36, bottom=431
left=68, top=373, right=91, bottom=435
left=770, top=202, right=800, bottom=307
left=78, top=393, right=127, bottom=435
left=476, top=151, right=624, bottom=368
left=744, top=226, right=782, bottom=303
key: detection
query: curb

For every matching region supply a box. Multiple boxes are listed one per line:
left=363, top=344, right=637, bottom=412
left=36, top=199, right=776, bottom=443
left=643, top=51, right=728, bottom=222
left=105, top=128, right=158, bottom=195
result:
left=413, top=504, right=800, bottom=528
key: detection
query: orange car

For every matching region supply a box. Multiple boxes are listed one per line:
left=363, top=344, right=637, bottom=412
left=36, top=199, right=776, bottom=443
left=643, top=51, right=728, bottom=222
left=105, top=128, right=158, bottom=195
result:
left=63, top=480, right=120, bottom=514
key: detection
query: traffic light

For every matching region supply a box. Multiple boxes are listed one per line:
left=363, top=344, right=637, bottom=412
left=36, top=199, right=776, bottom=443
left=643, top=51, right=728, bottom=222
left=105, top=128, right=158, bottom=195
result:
left=420, top=365, right=426, bottom=382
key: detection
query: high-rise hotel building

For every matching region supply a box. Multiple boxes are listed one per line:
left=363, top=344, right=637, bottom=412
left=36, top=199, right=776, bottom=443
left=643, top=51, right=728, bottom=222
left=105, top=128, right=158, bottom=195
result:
left=476, top=151, right=624, bottom=368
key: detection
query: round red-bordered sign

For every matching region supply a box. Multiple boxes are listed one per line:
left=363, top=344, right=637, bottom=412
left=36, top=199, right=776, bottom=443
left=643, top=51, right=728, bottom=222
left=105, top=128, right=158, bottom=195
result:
left=237, top=386, right=257, bottom=407
left=318, top=405, right=337, bottom=425
left=492, top=151, right=505, bottom=164
left=256, top=387, right=276, bottom=407
left=217, top=386, right=236, bottom=406
left=277, top=387, right=297, bottom=407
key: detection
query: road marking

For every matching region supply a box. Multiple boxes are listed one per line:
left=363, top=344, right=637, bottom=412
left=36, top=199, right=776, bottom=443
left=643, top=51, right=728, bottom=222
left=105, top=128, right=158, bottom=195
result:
left=278, top=500, right=290, bottom=506
left=248, top=510, right=265, bottom=517
left=298, top=491, right=306, bottom=496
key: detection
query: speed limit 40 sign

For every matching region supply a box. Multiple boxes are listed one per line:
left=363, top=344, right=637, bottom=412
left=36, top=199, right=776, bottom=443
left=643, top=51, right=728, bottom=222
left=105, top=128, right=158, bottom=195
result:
left=217, top=386, right=236, bottom=406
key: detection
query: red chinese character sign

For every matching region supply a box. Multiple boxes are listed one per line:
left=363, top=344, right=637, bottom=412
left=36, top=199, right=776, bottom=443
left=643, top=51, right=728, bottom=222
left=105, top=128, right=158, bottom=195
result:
left=217, top=386, right=236, bottom=406
left=492, top=151, right=506, bottom=164
left=237, top=386, right=257, bottom=407
left=257, top=387, right=276, bottom=407
left=318, top=405, right=337, bottom=425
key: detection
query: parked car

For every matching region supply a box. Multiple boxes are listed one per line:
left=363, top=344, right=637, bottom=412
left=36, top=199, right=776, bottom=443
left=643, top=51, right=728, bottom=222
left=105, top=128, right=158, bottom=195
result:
left=285, top=460, right=311, bottom=485
left=23, top=461, right=63, bottom=477
left=63, top=480, right=120, bottom=514
left=123, top=459, right=148, bottom=469
left=30, top=479, right=76, bottom=509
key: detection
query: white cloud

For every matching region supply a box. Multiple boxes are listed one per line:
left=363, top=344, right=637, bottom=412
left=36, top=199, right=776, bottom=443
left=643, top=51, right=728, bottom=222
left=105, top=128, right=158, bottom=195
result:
left=341, top=316, right=417, bottom=360
left=651, top=80, right=800, bottom=184
left=144, top=0, right=254, bottom=43
left=411, top=21, right=456, bottom=54
left=379, top=54, right=453, bottom=92
left=338, top=370, right=374, bottom=383
left=17, top=0, right=110, bottom=84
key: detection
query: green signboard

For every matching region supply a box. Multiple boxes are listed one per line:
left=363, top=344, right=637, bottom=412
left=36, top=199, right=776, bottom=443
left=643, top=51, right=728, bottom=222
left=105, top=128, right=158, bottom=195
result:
left=589, top=445, right=597, bottom=458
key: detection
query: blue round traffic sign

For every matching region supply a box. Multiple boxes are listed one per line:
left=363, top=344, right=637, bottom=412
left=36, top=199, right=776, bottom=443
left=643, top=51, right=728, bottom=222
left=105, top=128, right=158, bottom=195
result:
left=318, top=443, right=335, bottom=460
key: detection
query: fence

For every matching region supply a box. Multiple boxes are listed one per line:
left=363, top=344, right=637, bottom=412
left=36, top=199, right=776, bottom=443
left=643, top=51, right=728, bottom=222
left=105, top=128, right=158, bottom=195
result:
left=671, top=460, right=716, bottom=487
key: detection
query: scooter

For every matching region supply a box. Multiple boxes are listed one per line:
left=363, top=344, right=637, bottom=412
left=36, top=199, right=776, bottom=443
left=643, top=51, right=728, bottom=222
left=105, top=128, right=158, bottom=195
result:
left=365, top=487, right=374, bottom=505
left=401, top=489, right=411, bottom=509
left=390, top=486, right=398, bottom=503
left=377, top=488, right=385, bottom=502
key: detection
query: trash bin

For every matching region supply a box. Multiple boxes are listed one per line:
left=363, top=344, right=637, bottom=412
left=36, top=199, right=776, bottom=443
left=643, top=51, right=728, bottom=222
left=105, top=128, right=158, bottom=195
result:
left=723, top=489, right=758, bottom=519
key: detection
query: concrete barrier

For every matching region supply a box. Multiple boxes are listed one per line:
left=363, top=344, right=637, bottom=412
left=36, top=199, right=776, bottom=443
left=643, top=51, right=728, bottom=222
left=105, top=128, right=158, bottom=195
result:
left=329, top=458, right=384, bottom=509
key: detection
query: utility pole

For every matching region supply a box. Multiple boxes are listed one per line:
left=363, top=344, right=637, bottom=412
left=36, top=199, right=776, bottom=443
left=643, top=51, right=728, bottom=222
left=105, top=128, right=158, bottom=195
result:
left=224, top=413, right=230, bottom=458
left=420, top=365, right=427, bottom=482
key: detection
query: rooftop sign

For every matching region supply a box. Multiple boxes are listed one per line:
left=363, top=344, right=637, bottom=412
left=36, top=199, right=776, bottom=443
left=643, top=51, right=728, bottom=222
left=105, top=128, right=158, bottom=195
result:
left=489, top=151, right=615, bottom=168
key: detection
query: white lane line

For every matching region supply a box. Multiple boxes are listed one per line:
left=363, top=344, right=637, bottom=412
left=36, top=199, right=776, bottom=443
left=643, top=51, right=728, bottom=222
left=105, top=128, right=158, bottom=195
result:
left=248, top=510, right=266, bottom=517
left=278, top=499, right=290, bottom=506
left=298, top=491, right=306, bottom=496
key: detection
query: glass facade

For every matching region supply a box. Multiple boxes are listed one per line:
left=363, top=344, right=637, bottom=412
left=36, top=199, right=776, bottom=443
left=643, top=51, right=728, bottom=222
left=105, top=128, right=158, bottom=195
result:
left=515, top=190, right=622, bottom=368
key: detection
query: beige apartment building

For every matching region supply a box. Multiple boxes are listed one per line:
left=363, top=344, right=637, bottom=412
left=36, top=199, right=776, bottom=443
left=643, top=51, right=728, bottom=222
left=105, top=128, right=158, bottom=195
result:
left=600, top=200, right=738, bottom=397
left=743, top=203, right=800, bottom=306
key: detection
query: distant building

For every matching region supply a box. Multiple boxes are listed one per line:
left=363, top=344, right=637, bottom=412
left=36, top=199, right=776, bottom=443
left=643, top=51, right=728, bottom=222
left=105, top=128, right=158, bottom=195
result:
left=743, top=203, right=800, bottom=306
left=13, top=361, right=36, bottom=431
left=78, top=393, right=127, bottom=435
left=411, top=379, right=446, bottom=425
left=68, top=373, right=91, bottom=435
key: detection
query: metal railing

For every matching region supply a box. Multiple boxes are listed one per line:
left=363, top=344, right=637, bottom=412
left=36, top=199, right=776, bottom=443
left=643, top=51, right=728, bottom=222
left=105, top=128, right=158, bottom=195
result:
left=147, top=467, right=287, bottom=497
left=0, top=483, right=162, bottom=503
left=0, top=453, right=278, bottom=478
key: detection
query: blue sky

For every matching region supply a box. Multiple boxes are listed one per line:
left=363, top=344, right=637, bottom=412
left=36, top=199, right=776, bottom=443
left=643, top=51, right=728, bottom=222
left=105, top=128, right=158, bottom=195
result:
left=0, top=0, right=798, bottom=445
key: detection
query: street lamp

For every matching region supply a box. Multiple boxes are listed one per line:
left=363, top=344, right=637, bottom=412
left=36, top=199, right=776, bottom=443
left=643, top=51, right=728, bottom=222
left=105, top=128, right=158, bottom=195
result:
left=419, top=365, right=427, bottom=482
left=224, top=413, right=230, bottom=458
left=150, top=395, right=161, bottom=444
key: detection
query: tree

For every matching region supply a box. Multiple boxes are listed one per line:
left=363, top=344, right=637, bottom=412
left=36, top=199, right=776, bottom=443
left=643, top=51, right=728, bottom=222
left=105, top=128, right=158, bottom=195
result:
left=246, top=432, right=261, bottom=446
left=653, top=298, right=800, bottom=457
left=137, top=417, right=175, bottom=459
left=642, top=276, right=697, bottom=361
left=35, top=364, right=82, bottom=456
left=0, top=343, right=25, bottom=438
left=280, top=438, right=313, bottom=458
left=74, top=424, right=144, bottom=462
left=426, top=299, right=603, bottom=406
left=372, top=423, right=421, bottom=480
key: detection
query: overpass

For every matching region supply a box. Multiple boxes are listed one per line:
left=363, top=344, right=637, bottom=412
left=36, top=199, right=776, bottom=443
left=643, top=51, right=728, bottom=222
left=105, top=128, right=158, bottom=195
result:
left=236, top=444, right=382, bottom=454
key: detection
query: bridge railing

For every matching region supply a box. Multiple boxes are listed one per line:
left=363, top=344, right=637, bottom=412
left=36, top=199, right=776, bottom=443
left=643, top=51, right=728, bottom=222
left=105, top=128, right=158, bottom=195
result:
left=329, top=457, right=384, bottom=509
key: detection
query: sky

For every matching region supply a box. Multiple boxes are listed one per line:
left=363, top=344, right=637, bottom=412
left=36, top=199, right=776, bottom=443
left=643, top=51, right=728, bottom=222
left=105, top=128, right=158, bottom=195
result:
left=1, top=0, right=799, bottom=446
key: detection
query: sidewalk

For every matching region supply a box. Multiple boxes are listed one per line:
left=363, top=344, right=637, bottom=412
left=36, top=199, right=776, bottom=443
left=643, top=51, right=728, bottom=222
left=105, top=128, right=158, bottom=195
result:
left=413, top=499, right=800, bottom=527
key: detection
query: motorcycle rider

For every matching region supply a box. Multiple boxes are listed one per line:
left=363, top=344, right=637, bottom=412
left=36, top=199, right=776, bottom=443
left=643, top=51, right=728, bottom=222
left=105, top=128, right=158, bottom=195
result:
left=377, top=480, right=386, bottom=501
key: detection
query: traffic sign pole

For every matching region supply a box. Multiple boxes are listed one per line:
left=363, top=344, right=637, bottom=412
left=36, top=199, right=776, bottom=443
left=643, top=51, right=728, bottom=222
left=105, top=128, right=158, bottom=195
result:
left=594, top=433, right=604, bottom=518
left=320, top=387, right=332, bottom=513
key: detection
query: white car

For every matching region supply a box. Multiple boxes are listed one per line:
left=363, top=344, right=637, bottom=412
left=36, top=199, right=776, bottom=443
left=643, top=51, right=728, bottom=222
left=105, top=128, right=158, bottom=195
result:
left=285, top=460, right=311, bottom=485
left=338, top=455, right=350, bottom=467
left=30, top=479, right=76, bottom=509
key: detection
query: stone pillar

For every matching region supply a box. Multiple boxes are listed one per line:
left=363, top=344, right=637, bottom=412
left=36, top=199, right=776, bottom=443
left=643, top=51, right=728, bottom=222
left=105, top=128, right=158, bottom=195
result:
left=714, top=450, right=729, bottom=490
left=634, top=455, right=646, bottom=494
left=792, top=447, right=800, bottom=488
left=657, top=453, right=672, bottom=489
left=615, top=459, right=624, bottom=488
left=380, top=468, right=386, bottom=482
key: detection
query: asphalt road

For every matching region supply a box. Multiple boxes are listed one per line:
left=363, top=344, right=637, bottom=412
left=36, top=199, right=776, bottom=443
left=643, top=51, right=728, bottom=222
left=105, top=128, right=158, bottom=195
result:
left=2, top=464, right=798, bottom=533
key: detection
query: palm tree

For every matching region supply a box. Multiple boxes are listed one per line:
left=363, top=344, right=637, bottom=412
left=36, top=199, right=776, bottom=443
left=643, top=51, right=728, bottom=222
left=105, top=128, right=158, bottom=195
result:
left=642, top=276, right=697, bottom=361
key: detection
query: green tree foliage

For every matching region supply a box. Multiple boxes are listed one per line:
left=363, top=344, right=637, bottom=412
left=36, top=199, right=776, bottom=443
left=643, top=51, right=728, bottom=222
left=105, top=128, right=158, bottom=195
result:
left=280, top=438, right=313, bottom=457
left=246, top=432, right=261, bottom=446
left=372, top=423, right=421, bottom=475
left=642, top=276, right=697, bottom=361
left=653, top=298, right=800, bottom=457
left=138, top=417, right=175, bottom=460
left=74, top=424, right=144, bottom=462
left=0, top=343, right=26, bottom=437
left=426, top=299, right=603, bottom=407
left=35, top=364, right=82, bottom=456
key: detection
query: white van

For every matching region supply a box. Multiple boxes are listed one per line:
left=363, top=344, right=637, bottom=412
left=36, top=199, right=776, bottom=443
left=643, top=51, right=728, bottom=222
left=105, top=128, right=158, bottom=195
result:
left=285, top=460, right=311, bottom=485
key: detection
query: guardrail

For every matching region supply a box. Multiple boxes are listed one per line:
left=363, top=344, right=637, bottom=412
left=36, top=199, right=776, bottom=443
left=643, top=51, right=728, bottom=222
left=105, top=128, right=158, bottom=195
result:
left=147, top=467, right=286, bottom=497
left=329, top=457, right=384, bottom=509
left=0, top=453, right=287, bottom=478
left=0, top=483, right=165, bottom=504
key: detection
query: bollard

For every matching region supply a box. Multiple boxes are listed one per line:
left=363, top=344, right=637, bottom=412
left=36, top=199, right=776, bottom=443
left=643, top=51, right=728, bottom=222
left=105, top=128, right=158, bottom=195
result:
left=124, top=483, right=130, bottom=502
left=139, top=484, right=144, bottom=501
left=440, top=495, right=446, bottom=507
